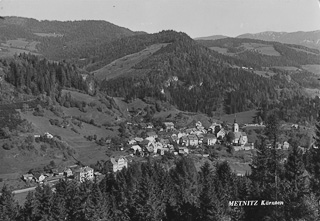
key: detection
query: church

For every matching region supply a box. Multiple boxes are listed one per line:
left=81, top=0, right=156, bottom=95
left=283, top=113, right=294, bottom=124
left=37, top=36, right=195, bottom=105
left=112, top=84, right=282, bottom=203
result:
left=229, top=119, right=248, bottom=146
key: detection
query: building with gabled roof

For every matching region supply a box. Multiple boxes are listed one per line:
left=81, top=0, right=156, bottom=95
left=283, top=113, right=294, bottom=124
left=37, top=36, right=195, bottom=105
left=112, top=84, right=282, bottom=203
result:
left=203, top=134, right=217, bottom=146
left=110, top=156, right=128, bottom=172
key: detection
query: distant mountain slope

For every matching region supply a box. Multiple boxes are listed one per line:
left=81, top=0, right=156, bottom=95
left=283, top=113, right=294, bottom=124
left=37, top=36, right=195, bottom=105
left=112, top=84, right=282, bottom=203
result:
left=0, top=16, right=141, bottom=61
left=197, top=37, right=320, bottom=68
left=237, top=30, right=320, bottom=50
left=194, top=35, right=229, bottom=41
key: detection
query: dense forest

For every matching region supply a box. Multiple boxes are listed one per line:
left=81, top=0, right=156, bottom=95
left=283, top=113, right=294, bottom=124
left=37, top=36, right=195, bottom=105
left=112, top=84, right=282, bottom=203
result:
left=1, top=113, right=320, bottom=220
left=1, top=53, right=89, bottom=97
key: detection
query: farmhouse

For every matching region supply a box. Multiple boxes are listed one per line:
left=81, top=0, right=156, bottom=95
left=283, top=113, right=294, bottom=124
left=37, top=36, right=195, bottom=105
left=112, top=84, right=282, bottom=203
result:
left=22, top=174, right=34, bottom=182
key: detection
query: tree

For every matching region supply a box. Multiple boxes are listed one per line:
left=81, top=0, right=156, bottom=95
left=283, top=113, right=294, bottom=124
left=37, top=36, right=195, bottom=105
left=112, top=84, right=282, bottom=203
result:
left=0, top=185, right=19, bottom=221
left=282, top=143, right=309, bottom=220
left=197, top=162, right=221, bottom=221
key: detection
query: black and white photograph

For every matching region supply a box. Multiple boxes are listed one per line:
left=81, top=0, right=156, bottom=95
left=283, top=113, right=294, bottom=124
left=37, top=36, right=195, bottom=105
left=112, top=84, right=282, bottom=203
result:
left=0, top=0, right=320, bottom=220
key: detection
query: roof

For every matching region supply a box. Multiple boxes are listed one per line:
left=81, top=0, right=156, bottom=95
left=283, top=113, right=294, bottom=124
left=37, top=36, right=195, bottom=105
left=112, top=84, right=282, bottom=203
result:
left=188, top=135, right=198, bottom=140
left=234, top=132, right=242, bottom=139
left=111, top=156, right=128, bottom=165
left=164, top=122, right=174, bottom=126
left=74, top=166, right=93, bottom=173
left=205, top=134, right=216, bottom=139
left=147, top=131, right=157, bottom=136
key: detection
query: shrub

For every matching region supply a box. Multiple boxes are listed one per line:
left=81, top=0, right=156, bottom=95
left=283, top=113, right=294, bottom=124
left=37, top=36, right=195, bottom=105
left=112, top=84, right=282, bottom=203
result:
left=2, top=143, right=11, bottom=150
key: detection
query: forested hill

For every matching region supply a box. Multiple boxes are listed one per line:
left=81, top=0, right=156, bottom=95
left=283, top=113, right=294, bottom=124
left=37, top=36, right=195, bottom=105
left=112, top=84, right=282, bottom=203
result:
left=197, top=38, right=320, bottom=68
left=0, top=16, right=141, bottom=61
left=100, top=31, right=305, bottom=116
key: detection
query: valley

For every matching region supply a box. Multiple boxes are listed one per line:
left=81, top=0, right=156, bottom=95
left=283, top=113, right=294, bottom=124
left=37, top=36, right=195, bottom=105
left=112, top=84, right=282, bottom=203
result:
left=0, top=16, right=319, bottom=220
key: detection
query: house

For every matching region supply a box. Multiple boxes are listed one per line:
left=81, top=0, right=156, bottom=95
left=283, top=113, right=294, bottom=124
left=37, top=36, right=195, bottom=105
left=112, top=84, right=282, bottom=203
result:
left=146, top=131, right=158, bottom=139
left=134, top=137, right=144, bottom=143
left=51, top=169, right=59, bottom=176
left=131, top=145, right=142, bottom=154
left=171, top=134, right=179, bottom=144
left=197, top=134, right=204, bottom=144
left=157, top=147, right=169, bottom=155
left=44, top=132, right=53, bottom=139
left=283, top=141, right=290, bottom=150
left=160, top=138, right=170, bottom=147
left=188, top=135, right=198, bottom=146
left=74, top=166, right=94, bottom=183
left=110, top=156, right=128, bottom=172
left=128, top=139, right=137, bottom=145
left=164, top=122, right=174, bottom=131
left=181, top=136, right=189, bottom=146
left=64, top=168, right=73, bottom=177
left=140, top=123, right=147, bottom=128
left=146, top=123, right=154, bottom=129
left=22, top=174, right=34, bottom=182
left=217, top=129, right=226, bottom=139
left=203, top=134, right=217, bottom=146
left=179, top=147, right=189, bottom=155
left=33, top=173, right=46, bottom=183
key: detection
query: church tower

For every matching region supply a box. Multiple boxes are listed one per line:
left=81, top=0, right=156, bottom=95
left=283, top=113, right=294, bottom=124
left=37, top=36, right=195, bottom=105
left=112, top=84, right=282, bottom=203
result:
left=233, top=117, right=239, bottom=133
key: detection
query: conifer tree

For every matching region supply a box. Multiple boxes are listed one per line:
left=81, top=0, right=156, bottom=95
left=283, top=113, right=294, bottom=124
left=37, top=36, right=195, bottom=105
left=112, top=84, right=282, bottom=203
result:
left=197, top=162, right=220, bottom=221
left=20, top=191, right=35, bottom=221
left=0, top=185, right=19, bottom=221
left=282, top=143, right=308, bottom=220
left=84, top=182, right=111, bottom=221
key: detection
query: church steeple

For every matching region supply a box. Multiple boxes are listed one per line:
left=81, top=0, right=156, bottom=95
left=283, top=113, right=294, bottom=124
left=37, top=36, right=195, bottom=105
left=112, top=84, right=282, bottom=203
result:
left=233, top=115, right=239, bottom=132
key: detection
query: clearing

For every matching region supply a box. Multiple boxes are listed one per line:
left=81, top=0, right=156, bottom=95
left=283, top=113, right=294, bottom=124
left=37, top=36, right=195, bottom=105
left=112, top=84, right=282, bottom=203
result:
left=302, top=64, right=320, bottom=75
left=219, top=110, right=258, bottom=124
left=92, top=43, right=169, bottom=81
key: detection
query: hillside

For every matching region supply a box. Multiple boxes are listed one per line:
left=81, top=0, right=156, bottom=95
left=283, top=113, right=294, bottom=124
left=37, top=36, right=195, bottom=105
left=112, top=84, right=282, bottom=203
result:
left=237, top=30, right=320, bottom=50
left=97, top=31, right=312, bottom=116
left=194, top=35, right=229, bottom=41
left=0, top=16, right=140, bottom=61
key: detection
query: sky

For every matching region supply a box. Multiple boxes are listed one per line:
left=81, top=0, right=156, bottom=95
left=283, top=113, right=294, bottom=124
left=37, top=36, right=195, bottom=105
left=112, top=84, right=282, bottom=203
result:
left=0, top=0, right=319, bottom=38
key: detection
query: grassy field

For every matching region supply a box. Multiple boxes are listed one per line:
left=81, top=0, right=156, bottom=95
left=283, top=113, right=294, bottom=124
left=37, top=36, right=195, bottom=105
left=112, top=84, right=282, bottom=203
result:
left=242, top=43, right=280, bottom=56
left=209, top=47, right=230, bottom=55
left=93, top=43, right=169, bottom=81
left=304, top=88, right=320, bottom=98
left=302, top=64, right=320, bottom=75
left=273, top=66, right=299, bottom=71
left=34, top=33, right=64, bottom=37
left=253, top=70, right=277, bottom=78
left=219, top=110, right=257, bottom=124
left=0, top=38, right=40, bottom=58
left=290, top=47, right=318, bottom=55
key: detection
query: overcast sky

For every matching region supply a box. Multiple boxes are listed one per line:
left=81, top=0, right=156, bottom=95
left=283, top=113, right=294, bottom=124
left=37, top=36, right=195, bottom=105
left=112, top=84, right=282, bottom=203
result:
left=0, top=0, right=319, bottom=38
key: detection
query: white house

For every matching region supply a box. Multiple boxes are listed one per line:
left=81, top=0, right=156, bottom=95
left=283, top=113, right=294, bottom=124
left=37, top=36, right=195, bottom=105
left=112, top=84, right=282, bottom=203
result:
left=111, top=156, right=128, bottom=172
left=203, top=134, right=217, bottom=146
left=44, top=132, right=53, bottom=139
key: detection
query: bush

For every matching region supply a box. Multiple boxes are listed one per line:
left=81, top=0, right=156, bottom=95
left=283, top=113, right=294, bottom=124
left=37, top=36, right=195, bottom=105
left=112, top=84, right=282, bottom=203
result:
left=2, top=143, right=11, bottom=150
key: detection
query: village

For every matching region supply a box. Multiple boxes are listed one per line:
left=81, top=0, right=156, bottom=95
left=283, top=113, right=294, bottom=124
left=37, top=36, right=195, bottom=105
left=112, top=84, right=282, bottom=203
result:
left=20, top=118, right=295, bottom=186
